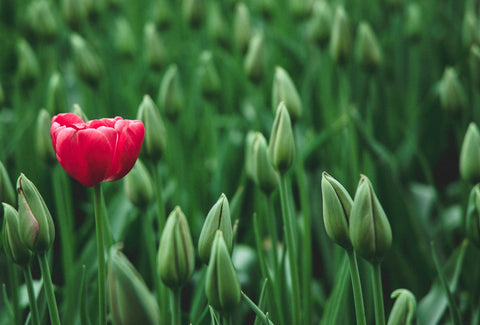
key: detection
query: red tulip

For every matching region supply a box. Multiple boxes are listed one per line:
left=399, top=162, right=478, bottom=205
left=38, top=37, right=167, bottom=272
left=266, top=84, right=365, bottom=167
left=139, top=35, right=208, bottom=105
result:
left=50, top=113, right=145, bottom=187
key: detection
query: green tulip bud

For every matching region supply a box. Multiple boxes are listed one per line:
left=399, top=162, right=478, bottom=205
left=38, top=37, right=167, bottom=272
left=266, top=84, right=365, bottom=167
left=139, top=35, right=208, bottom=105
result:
left=182, top=0, right=204, bottom=28
left=26, top=0, right=58, bottom=41
left=459, top=123, right=480, bottom=182
left=321, top=172, right=353, bottom=251
left=62, top=0, right=87, bottom=30
left=350, top=175, right=392, bottom=264
left=462, top=11, right=477, bottom=49
left=17, top=39, right=40, bottom=87
left=144, top=22, right=166, bottom=71
left=71, top=104, right=89, bottom=121
left=108, top=246, right=160, bottom=325
left=157, top=206, right=195, bottom=288
left=438, top=67, right=466, bottom=112
left=330, top=6, right=352, bottom=66
left=71, top=33, right=103, bottom=87
left=244, top=32, right=265, bottom=84
left=268, top=102, right=295, bottom=174
left=206, top=2, right=229, bottom=47
left=198, top=193, right=233, bottom=264
left=355, top=22, right=382, bottom=72
left=272, top=67, right=302, bottom=123
left=244, top=131, right=257, bottom=180
left=233, top=3, right=252, bottom=54
left=137, top=95, right=167, bottom=161
left=387, top=289, right=416, bottom=325
left=252, top=132, right=279, bottom=195
left=289, top=0, right=311, bottom=21
left=114, top=17, right=135, bottom=59
left=36, top=109, right=56, bottom=165
left=469, top=45, right=480, bottom=89
left=152, top=0, right=172, bottom=29
left=46, top=72, right=67, bottom=115
left=404, top=3, right=422, bottom=43
left=205, top=231, right=241, bottom=314
left=0, top=160, right=16, bottom=206
left=198, top=51, right=221, bottom=99
left=124, top=159, right=154, bottom=208
left=3, top=203, right=33, bottom=266
left=306, top=0, right=332, bottom=48
left=158, top=64, right=184, bottom=121
left=17, top=173, right=55, bottom=254
left=465, top=184, right=480, bottom=247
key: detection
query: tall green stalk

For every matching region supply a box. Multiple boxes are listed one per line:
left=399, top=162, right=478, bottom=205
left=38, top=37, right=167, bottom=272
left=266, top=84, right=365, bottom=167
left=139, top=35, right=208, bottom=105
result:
left=24, top=264, right=40, bottom=325
left=372, top=264, right=386, bottom=325
left=172, top=288, right=181, bottom=325
left=38, top=254, right=61, bottom=325
left=94, top=185, right=107, bottom=325
left=347, top=251, right=366, bottom=325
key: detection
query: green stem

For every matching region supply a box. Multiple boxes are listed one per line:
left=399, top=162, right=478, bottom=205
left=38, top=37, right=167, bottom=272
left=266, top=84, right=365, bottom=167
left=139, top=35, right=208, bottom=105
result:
left=347, top=251, right=367, bottom=325
left=171, top=288, right=181, bottom=325
left=38, top=254, right=61, bottom=325
left=278, top=175, right=302, bottom=324
left=241, top=291, right=275, bottom=325
left=94, top=185, right=107, bottom=325
left=372, top=263, right=386, bottom=325
left=24, top=265, right=40, bottom=325
left=265, top=195, right=279, bottom=269
left=7, top=262, right=20, bottom=325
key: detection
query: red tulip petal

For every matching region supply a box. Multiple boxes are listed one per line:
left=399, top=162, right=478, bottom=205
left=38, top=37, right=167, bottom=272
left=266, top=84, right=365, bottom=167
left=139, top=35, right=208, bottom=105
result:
left=51, top=113, right=85, bottom=149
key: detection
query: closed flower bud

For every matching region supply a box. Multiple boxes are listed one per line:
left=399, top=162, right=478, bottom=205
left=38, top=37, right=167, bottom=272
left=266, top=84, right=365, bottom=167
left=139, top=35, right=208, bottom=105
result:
left=206, top=2, right=228, bottom=47
left=17, top=39, right=40, bottom=87
left=71, top=33, right=103, bottom=87
left=114, top=17, right=136, bottom=59
left=36, top=109, right=56, bottom=165
left=268, top=102, right=295, bottom=174
left=438, top=67, right=466, bottom=112
left=182, top=0, right=204, bottom=28
left=350, top=175, right=392, bottom=264
left=158, top=64, right=184, bottom=121
left=289, top=0, right=311, bottom=21
left=462, top=11, right=477, bottom=49
left=137, top=95, right=167, bottom=161
left=17, top=173, right=55, bottom=254
left=144, top=22, right=166, bottom=71
left=205, top=231, right=241, bottom=314
left=124, top=159, right=154, bottom=208
left=306, top=0, right=332, bottom=48
left=62, top=0, right=87, bottom=30
left=198, top=194, right=233, bottom=263
left=244, top=32, right=265, bottom=84
left=157, top=206, right=195, bottom=288
left=198, top=51, right=221, bottom=99
left=321, top=172, right=353, bottom=251
left=459, top=123, right=480, bottom=182
left=387, top=289, right=416, bottom=325
left=108, top=247, right=160, bottom=325
left=0, top=160, right=16, bottom=206
left=465, top=184, right=480, bottom=247
left=469, top=45, right=480, bottom=89
left=252, top=132, right=278, bottom=195
left=152, top=0, right=172, bottom=29
left=46, top=72, right=67, bottom=115
left=355, top=22, right=382, bottom=72
left=272, top=67, right=302, bottom=123
left=233, top=3, right=252, bottom=54
left=244, top=131, right=257, bottom=180
left=26, top=0, right=58, bottom=41
left=3, top=203, right=33, bottom=266
left=330, top=6, right=352, bottom=66
left=404, top=3, right=422, bottom=42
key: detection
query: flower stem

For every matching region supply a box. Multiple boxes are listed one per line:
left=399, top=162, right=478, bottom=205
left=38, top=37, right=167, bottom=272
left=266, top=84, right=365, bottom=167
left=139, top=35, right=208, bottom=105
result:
left=372, top=263, right=386, bottom=325
left=171, top=288, right=181, bottom=325
left=38, top=254, right=61, bottom=325
left=278, top=175, right=302, bottom=324
left=347, top=250, right=366, bottom=325
left=24, top=264, right=40, bottom=325
left=7, top=261, right=20, bottom=325
left=94, top=185, right=107, bottom=325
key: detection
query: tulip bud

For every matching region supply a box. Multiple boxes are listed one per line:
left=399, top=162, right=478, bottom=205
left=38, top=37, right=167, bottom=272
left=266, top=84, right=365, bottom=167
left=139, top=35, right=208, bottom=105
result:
left=124, top=159, right=154, bottom=208
left=289, top=0, right=311, bottom=20
left=252, top=132, right=279, bottom=195
left=114, top=17, right=135, bottom=59
left=152, top=0, right=172, bottom=29
left=182, top=0, right=204, bottom=28
left=465, top=184, right=480, bottom=248
left=404, top=3, right=422, bottom=43
left=17, top=39, right=40, bottom=87
left=268, top=102, right=295, bottom=174
left=198, top=194, right=233, bottom=263
left=206, top=2, right=228, bottom=47
left=108, top=246, right=160, bottom=325
left=272, top=67, right=302, bottom=123
left=244, top=32, right=265, bottom=84
left=205, top=231, right=241, bottom=314
left=157, top=206, right=195, bottom=288
left=438, top=67, right=466, bottom=112
left=71, top=103, right=89, bottom=121
left=26, top=0, right=58, bottom=41
left=46, top=72, right=67, bottom=115
left=470, top=45, right=480, bottom=89
left=62, top=0, right=87, bottom=30
left=306, top=0, right=332, bottom=48
left=0, top=160, right=16, bottom=206
left=233, top=3, right=252, bottom=54
left=321, top=172, right=353, bottom=251
left=144, top=22, right=166, bottom=71
left=330, top=6, right=352, bottom=66
left=387, top=289, right=416, bottom=325
left=355, top=22, right=382, bottom=72
left=462, top=11, right=477, bottom=49
left=137, top=95, right=167, bottom=161
left=36, top=109, right=56, bottom=165
left=459, top=123, right=480, bottom=182
left=158, top=64, right=184, bottom=121
left=17, top=174, right=55, bottom=254
left=198, top=51, right=221, bottom=99
left=3, top=203, right=33, bottom=266
left=244, top=131, right=257, bottom=180
left=70, top=33, right=103, bottom=87
left=350, top=175, right=392, bottom=264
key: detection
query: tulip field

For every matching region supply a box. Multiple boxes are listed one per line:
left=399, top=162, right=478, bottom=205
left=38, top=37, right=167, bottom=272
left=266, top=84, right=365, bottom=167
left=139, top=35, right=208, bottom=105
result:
left=1, top=0, right=480, bottom=324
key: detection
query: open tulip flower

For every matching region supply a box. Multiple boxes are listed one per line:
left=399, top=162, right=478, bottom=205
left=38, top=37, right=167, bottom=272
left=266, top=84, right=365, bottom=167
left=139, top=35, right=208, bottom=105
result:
left=50, top=113, right=145, bottom=187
